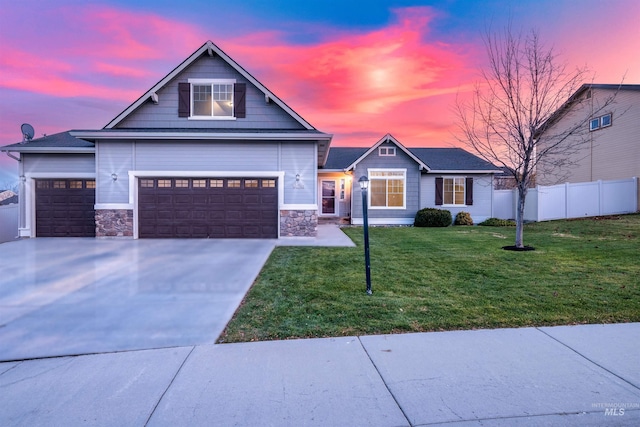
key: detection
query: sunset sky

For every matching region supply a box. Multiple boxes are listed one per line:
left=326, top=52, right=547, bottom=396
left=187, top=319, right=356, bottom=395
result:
left=1, top=0, right=639, bottom=183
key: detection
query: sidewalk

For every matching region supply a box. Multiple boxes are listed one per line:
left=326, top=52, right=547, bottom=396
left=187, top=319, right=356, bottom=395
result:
left=1, top=323, right=639, bottom=426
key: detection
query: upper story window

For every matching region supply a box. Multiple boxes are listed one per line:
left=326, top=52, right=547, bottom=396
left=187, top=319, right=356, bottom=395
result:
left=368, top=169, right=406, bottom=209
left=379, top=146, right=396, bottom=156
left=178, top=80, right=246, bottom=119
left=589, top=113, right=612, bottom=131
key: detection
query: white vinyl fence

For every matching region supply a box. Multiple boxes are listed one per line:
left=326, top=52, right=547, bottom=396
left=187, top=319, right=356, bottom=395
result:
left=493, top=177, right=639, bottom=222
left=0, top=203, right=19, bottom=243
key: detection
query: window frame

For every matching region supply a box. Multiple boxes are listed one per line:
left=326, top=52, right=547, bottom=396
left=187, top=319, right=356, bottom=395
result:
left=442, top=176, right=467, bottom=207
left=367, top=168, right=407, bottom=210
left=378, top=146, right=396, bottom=157
left=589, top=113, right=612, bottom=132
left=188, top=78, right=236, bottom=120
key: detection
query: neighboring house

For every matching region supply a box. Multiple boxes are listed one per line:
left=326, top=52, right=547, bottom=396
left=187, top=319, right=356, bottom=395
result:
left=318, top=134, right=501, bottom=225
left=1, top=41, right=332, bottom=239
left=0, top=190, right=17, bottom=204
left=536, top=84, right=640, bottom=186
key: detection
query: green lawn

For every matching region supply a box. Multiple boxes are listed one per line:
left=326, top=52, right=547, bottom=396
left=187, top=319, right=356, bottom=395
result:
left=218, top=214, right=640, bottom=343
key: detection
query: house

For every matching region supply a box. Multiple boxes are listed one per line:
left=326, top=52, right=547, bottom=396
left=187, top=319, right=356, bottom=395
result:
left=1, top=41, right=332, bottom=239
left=536, top=84, right=640, bottom=186
left=317, top=134, right=501, bottom=225
left=0, top=190, right=17, bottom=205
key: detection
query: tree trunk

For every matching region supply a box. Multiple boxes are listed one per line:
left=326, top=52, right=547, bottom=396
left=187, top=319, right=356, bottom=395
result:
left=515, top=187, right=527, bottom=248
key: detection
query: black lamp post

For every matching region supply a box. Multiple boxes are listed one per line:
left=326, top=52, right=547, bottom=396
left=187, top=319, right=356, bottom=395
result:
left=358, top=176, right=372, bottom=295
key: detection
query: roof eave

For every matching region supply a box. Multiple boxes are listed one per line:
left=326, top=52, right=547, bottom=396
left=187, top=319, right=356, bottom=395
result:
left=70, top=130, right=332, bottom=141
left=1, top=147, right=95, bottom=154
left=426, top=169, right=503, bottom=174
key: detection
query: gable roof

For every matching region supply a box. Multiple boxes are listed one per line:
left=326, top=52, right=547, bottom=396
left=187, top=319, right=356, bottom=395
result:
left=105, top=40, right=316, bottom=131
left=321, top=134, right=500, bottom=173
left=1, top=131, right=95, bottom=154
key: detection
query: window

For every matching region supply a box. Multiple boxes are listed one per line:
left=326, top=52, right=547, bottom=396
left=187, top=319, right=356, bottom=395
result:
left=182, top=79, right=244, bottom=119
left=193, top=179, right=206, bottom=188
left=379, top=146, right=396, bottom=156
left=262, top=179, right=276, bottom=188
left=245, top=179, right=258, bottom=188
left=69, top=181, right=83, bottom=189
left=141, top=179, right=154, bottom=188
left=228, top=180, right=241, bottom=188
left=175, top=179, right=189, bottom=188
left=589, top=113, right=612, bottom=131
left=210, top=179, right=224, bottom=188
left=86, top=180, right=96, bottom=189
left=158, top=179, right=172, bottom=188
left=368, top=169, right=406, bottom=209
left=435, top=177, right=473, bottom=206
left=444, top=177, right=465, bottom=205
left=53, top=181, right=66, bottom=189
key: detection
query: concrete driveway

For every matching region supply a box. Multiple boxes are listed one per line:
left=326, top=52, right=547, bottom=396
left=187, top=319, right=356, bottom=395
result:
left=0, top=238, right=275, bottom=361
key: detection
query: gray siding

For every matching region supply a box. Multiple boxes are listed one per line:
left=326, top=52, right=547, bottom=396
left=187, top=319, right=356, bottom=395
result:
left=117, top=56, right=305, bottom=130
left=96, top=142, right=132, bottom=204
left=281, top=142, right=317, bottom=205
left=96, top=140, right=316, bottom=206
left=134, top=141, right=279, bottom=171
left=421, top=174, right=494, bottom=223
left=23, top=154, right=95, bottom=174
left=351, top=143, right=420, bottom=221
left=538, top=88, right=640, bottom=185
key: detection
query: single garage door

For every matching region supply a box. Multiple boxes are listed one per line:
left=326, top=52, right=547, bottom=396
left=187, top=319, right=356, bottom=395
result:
left=35, top=179, right=96, bottom=237
left=138, top=177, right=278, bottom=238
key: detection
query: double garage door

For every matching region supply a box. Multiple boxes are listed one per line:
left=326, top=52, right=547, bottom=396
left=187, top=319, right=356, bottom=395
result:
left=35, top=179, right=96, bottom=237
left=138, top=177, right=278, bottom=238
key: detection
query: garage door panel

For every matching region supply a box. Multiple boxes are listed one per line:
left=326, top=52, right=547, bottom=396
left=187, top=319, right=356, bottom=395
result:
left=139, top=177, right=278, bottom=238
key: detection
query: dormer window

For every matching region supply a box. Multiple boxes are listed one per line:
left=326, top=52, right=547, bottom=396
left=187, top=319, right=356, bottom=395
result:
left=379, top=146, right=396, bottom=156
left=178, top=79, right=246, bottom=119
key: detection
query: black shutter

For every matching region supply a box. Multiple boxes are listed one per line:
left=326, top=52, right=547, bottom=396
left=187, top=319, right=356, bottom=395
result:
left=178, top=82, right=190, bottom=117
left=465, top=177, right=473, bottom=205
left=234, top=83, right=246, bottom=118
left=435, top=177, right=443, bottom=205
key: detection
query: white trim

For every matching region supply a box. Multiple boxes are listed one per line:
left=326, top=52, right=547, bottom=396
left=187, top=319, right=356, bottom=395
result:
left=95, top=203, right=134, bottom=210
left=188, top=78, right=236, bottom=119
left=367, top=168, right=407, bottom=210
left=70, top=130, right=331, bottom=141
left=281, top=204, right=318, bottom=210
left=442, top=176, right=467, bottom=207
left=188, top=78, right=236, bottom=84
left=351, top=217, right=413, bottom=225
left=429, top=170, right=502, bottom=174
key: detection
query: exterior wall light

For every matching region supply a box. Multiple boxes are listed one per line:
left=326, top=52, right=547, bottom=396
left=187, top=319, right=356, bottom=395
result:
left=111, top=173, right=118, bottom=181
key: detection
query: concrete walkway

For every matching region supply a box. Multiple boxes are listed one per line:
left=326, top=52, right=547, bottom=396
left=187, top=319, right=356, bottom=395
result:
left=1, top=226, right=638, bottom=425
left=1, top=323, right=638, bottom=426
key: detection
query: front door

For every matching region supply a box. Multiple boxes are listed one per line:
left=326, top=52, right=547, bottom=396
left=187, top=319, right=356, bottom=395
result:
left=321, top=180, right=336, bottom=215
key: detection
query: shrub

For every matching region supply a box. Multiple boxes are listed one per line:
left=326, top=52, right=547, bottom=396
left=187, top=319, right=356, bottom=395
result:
left=414, top=208, right=452, bottom=227
left=478, top=217, right=516, bottom=226
left=454, top=211, right=473, bottom=225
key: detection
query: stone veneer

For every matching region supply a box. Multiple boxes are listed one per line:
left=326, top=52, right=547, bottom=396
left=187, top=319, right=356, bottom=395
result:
left=95, top=209, right=133, bottom=237
left=280, top=210, right=317, bottom=237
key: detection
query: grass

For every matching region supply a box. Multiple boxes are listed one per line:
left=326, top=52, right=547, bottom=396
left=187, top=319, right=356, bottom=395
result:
left=218, top=214, right=640, bottom=343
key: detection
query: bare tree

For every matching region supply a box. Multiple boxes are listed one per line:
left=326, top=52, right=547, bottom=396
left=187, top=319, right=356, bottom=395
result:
left=455, top=26, right=616, bottom=249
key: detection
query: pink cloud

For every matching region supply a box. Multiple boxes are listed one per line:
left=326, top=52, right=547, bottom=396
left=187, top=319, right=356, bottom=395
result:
left=223, top=7, right=480, bottom=146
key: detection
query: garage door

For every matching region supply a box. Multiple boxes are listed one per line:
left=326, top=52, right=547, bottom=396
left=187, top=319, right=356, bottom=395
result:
left=138, top=178, right=278, bottom=238
left=35, top=179, right=96, bottom=237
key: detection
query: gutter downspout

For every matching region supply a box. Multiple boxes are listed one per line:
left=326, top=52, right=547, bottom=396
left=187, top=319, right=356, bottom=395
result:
left=4, top=151, right=21, bottom=162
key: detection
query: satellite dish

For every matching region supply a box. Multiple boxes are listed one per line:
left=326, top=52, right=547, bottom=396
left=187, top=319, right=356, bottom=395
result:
left=21, top=123, right=35, bottom=142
